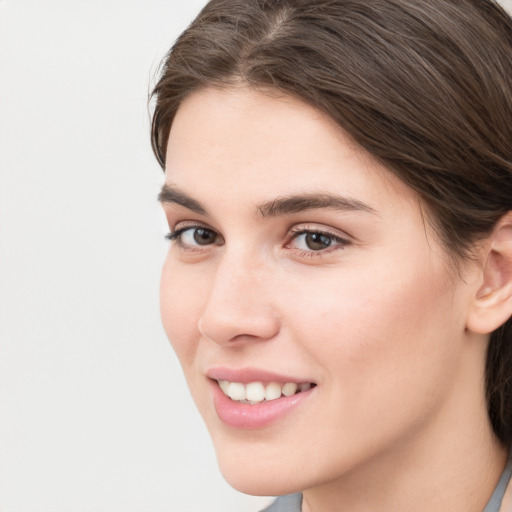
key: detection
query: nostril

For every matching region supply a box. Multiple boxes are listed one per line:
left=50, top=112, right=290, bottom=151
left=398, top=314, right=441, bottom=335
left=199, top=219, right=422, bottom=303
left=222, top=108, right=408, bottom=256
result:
left=197, top=304, right=281, bottom=346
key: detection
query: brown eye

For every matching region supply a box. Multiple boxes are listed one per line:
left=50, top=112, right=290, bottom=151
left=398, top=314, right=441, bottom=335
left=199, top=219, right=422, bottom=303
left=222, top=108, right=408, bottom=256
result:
left=167, top=226, right=221, bottom=247
left=304, top=232, right=333, bottom=251
left=193, top=228, right=217, bottom=245
left=287, top=229, right=350, bottom=254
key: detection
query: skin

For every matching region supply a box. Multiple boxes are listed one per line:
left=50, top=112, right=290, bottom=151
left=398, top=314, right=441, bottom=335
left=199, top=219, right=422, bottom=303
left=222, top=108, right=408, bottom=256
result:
left=160, top=86, right=507, bottom=512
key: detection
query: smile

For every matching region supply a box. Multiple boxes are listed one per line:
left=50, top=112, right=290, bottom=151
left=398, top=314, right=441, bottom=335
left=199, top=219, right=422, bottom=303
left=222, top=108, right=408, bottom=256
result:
left=218, top=380, right=315, bottom=404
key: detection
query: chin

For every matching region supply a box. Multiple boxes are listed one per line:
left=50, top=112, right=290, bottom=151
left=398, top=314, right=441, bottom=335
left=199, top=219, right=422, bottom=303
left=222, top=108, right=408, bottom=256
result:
left=213, top=442, right=307, bottom=497
left=219, top=464, right=300, bottom=497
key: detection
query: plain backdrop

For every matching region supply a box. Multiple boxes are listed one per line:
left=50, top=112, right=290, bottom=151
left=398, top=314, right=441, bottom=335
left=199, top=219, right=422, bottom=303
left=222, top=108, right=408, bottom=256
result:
left=0, top=1, right=272, bottom=511
left=1, top=1, right=511, bottom=511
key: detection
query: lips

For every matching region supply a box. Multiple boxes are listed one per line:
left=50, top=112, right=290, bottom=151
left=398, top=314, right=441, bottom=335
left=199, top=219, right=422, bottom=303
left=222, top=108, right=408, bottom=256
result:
left=206, top=367, right=317, bottom=428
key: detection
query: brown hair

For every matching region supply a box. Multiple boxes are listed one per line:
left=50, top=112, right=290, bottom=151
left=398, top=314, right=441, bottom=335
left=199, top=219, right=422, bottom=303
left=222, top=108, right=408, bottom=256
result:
left=150, top=0, right=512, bottom=443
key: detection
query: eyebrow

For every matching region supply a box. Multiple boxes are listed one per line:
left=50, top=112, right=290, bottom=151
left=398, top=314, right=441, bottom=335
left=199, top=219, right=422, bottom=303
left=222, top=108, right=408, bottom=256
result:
left=257, top=193, right=377, bottom=217
left=158, top=184, right=208, bottom=215
left=158, top=184, right=376, bottom=217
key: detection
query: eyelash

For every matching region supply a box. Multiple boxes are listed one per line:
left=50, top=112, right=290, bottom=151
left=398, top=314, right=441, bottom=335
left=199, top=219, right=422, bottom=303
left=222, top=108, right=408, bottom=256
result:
left=165, top=224, right=351, bottom=257
left=285, top=226, right=350, bottom=257
left=164, top=225, right=221, bottom=253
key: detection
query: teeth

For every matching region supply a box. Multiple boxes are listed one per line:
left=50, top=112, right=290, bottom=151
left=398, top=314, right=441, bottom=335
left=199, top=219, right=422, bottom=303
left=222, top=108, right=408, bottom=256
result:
left=265, top=382, right=282, bottom=401
left=282, top=382, right=298, bottom=397
left=246, top=382, right=265, bottom=402
left=219, top=380, right=229, bottom=394
left=218, top=379, right=313, bottom=404
left=227, top=382, right=246, bottom=401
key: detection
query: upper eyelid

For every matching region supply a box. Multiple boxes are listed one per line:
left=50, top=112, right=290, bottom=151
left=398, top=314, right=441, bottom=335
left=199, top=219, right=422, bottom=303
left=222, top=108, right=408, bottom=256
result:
left=287, top=223, right=351, bottom=240
left=171, top=220, right=217, bottom=232
left=169, top=224, right=219, bottom=237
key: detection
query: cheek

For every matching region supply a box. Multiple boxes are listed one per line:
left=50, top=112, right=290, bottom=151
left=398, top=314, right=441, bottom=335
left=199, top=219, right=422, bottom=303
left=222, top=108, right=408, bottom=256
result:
left=283, top=257, right=462, bottom=394
left=160, top=257, right=205, bottom=367
left=271, top=259, right=466, bottom=469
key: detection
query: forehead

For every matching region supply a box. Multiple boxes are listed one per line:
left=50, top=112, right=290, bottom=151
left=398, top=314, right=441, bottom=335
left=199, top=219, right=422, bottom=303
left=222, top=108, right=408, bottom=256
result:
left=164, top=86, right=418, bottom=214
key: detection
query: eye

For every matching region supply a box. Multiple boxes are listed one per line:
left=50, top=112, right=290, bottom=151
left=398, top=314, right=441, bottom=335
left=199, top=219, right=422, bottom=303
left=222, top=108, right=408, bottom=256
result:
left=166, top=226, right=222, bottom=248
left=287, top=228, right=350, bottom=253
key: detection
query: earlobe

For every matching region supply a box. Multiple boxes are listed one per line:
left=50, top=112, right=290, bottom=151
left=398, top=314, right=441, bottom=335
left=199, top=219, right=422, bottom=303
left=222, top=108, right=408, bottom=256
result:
left=467, top=212, right=512, bottom=335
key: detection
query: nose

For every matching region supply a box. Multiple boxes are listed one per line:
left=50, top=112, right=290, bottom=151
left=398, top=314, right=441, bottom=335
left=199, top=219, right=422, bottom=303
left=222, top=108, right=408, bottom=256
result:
left=198, top=252, right=281, bottom=346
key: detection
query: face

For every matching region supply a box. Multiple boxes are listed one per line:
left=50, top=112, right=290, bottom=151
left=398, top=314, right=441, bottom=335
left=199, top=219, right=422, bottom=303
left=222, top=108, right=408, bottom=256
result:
left=160, top=87, right=477, bottom=496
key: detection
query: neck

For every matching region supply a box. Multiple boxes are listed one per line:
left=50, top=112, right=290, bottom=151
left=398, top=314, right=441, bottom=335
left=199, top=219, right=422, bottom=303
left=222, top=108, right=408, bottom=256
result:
left=302, top=352, right=508, bottom=512
left=303, top=438, right=506, bottom=512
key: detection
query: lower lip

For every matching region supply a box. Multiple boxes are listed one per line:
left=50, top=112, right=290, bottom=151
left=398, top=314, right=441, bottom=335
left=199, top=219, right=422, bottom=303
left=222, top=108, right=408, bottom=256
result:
left=210, top=380, right=315, bottom=429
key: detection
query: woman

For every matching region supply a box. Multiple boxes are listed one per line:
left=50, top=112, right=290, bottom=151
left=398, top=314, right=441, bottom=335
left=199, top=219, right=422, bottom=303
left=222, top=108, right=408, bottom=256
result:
left=151, top=1, right=512, bottom=510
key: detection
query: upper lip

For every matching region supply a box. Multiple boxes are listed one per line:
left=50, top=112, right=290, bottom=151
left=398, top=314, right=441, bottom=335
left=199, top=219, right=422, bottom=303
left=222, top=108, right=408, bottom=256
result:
left=205, top=366, right=315, bottom=384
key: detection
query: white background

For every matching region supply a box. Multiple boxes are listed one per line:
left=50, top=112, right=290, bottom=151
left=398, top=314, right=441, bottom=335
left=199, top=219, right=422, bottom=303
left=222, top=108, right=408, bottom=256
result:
left=1, top=1, right=511, bottom=511
left=0, top=1, right=271, bottom=511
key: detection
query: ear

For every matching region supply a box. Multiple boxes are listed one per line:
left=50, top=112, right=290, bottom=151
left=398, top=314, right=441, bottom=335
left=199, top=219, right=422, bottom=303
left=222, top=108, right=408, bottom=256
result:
left=466, top=212, right=512, bottom=335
